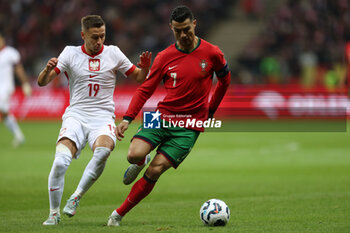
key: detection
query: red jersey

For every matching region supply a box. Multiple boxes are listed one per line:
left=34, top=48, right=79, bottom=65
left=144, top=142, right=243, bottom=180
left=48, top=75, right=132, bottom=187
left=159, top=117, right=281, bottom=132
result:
left=124, top=38, right=231, bottom=131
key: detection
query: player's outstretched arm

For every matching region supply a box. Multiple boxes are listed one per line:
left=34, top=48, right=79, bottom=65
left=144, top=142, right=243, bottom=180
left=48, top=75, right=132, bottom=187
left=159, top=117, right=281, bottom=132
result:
left=37, top=58, right=59, bottom=86
left=115, top=120, right=130, bottom=141
left=128, top=51, right=152, bottom=83
left=118, top=52, right=162, bottom=140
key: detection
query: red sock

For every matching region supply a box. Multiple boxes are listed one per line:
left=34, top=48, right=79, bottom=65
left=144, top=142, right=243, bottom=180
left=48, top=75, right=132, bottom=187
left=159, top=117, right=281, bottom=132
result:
left=116, top=175, right=156, bottom=216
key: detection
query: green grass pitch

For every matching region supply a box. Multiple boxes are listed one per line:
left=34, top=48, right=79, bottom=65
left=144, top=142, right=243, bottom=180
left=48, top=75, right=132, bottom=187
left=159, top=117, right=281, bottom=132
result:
left=0, top=121, right=349, bottom=233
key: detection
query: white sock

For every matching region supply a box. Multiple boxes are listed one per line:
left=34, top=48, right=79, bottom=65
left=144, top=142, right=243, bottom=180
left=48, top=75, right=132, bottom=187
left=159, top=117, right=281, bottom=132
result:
left=111, top=209, right=121, bottom=217
left=75, top=147, right=111, bottom=197
left=4, top=114, right=24, bottom=140
left=48, top=145, right=72, bottom=210
left=50, top=208, right=60, bottom=215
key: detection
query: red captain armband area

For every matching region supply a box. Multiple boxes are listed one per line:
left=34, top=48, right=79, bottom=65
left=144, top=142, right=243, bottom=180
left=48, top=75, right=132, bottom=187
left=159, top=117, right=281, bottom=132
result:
left=215, top=64, right=229, bottom=78
left=125, top=65, right=136, bottom=76
left=54, top=67, right=61, bottom=75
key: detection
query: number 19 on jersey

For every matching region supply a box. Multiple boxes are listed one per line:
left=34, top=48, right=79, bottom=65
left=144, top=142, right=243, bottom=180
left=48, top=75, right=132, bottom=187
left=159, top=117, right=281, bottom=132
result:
left=88, top=83, right=100, bottom=96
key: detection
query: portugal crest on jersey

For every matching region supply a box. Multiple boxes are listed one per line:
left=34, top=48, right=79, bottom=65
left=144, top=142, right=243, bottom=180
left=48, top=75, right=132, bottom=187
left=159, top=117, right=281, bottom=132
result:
left=199, top=59, right=208, bottom=76
left=89, top=59, right=100, bottom=71
left=200, top=59, right=208, bottom=72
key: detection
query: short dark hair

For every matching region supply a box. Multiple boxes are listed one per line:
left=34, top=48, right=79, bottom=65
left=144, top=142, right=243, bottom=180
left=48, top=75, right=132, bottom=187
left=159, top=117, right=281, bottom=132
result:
left=170, top=5, right=194, bottom=23
left=81, top=15, right=105, bottom=31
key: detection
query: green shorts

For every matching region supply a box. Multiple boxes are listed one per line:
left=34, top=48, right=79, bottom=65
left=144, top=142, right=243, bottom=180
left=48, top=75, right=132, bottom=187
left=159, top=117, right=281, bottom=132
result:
left=133, top=124, right=200, bottom=168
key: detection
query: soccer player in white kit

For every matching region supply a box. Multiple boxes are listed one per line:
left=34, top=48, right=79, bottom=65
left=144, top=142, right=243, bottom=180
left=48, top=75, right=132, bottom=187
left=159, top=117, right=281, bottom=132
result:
left=0, top=33, right=32, bottom=147
left=38, top=15, right=152, bottom=225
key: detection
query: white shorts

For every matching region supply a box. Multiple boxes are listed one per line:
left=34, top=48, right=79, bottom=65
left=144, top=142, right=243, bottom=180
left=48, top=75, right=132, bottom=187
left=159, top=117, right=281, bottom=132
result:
left=0, top=89, right=12, bottom=113
left=56, top=116, right=116, bottom=158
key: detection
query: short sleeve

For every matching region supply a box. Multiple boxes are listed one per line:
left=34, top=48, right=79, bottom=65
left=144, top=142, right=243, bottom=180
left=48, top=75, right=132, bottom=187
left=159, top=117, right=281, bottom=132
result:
left=113, top=46, right=134, bottom=77
left=56, top=46, right=71, bottom=73
left=9, top=47, right=20, bottom=64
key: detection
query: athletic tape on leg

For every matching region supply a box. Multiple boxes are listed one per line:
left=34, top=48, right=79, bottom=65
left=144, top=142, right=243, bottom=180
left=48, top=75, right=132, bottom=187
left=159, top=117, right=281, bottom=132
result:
left=56, top=143, right=73, bottom=158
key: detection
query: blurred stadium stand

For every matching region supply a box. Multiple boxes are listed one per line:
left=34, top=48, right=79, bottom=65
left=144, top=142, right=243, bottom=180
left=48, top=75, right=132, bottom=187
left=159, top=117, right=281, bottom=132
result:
left=209, top=0, right=284, bottom=63
left=0, top=0, right=234, bottom=87
left=235, top=0, right=349, bottom=89
left=0, top=0, right=349, bottom=89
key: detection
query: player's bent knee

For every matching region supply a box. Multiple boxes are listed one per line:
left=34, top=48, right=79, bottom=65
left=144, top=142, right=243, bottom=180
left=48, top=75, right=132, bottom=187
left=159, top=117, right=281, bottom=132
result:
left=127, top=138, right=152, bottom=163
left=127, top=148, right=147, bottom=164
left=126, top=153, right=141, bottom=164
left=88, top=147, right=111, bottom=180
left=93, top=147, right=111, bottom=161
left=93, top=135, right=115, bottom=151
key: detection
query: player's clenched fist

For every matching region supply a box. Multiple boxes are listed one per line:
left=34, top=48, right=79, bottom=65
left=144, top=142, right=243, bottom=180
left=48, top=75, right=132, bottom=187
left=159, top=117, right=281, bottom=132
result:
left=46, top=57, right=58, bottom=71
left=37, top=57, right=59, bottom=86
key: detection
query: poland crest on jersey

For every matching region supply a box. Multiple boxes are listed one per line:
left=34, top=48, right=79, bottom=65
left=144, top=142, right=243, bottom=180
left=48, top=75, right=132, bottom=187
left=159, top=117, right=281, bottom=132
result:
left=89, top=59, right=100, bottom=71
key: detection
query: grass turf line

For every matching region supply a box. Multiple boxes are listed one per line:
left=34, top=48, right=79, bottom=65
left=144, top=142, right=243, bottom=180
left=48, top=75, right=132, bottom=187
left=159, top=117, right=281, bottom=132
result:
left=0, top=121, right=349, bottom=233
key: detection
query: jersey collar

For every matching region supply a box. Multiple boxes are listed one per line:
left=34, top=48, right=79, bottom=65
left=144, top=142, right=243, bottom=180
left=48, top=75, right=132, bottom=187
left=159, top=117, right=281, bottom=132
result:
left=175, top=38, right=201, bottom=54
left=81, top=44, right=104, bottom=57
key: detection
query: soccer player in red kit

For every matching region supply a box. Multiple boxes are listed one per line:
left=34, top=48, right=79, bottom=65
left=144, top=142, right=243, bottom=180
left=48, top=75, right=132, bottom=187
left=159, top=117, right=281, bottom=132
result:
left=107, top=5, right=231, bottom=226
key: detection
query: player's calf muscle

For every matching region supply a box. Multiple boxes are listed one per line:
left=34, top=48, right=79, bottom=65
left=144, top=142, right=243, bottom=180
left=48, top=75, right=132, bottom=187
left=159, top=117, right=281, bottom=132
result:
left=145, top=165, right=168, bottom=181
left=145, top=156, right=171, bottom=180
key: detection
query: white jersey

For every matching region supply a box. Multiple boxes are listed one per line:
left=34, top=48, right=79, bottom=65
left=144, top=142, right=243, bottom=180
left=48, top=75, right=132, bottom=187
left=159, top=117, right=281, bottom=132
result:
left=55, top=44, right=135, bottom=120
left=0, top=46, right=20, bottom=95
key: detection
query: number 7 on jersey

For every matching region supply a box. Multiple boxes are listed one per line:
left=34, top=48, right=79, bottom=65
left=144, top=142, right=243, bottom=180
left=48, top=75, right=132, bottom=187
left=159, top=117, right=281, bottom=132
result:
left=170, top=73, right=177, bottom=87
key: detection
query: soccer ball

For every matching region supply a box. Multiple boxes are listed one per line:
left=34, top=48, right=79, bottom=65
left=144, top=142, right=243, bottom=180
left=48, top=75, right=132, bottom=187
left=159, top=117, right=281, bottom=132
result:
left=200, top=199, right=230, bottom=226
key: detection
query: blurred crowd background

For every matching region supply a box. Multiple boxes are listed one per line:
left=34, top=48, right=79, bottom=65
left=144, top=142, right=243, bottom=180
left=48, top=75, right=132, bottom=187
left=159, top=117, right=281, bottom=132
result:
left=237, top=0, right=350, bottom=89
left=0, top=0, right=349, bottom=89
